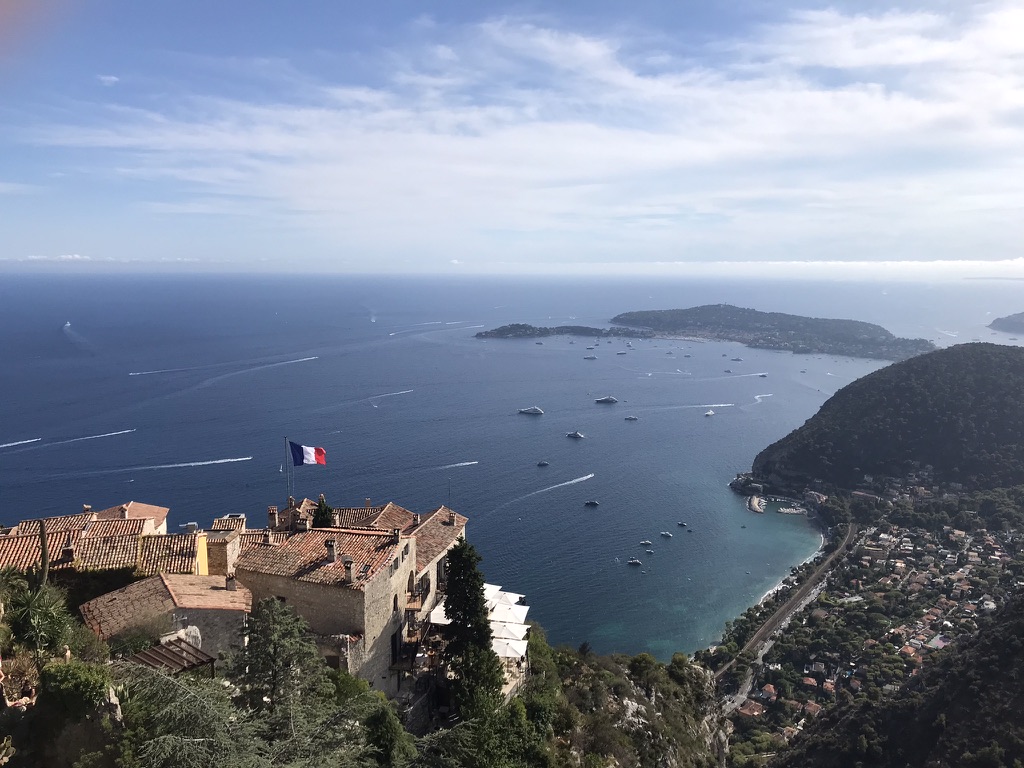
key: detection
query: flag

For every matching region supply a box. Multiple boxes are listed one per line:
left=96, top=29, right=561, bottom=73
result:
left=290, top=441, right=326, bottom=466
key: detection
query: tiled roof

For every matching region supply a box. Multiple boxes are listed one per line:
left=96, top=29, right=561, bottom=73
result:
left=76, top=534, right=142, bottom=571
left=236, top=528, right=400, bottom=589
left=333, top=506, right=383, bottom=527
left=160, top=574, right=252, bottom=612
left=413, top=506, right=467, bottom=572
left=138, top=534, right=199, bottom=575
left=360, top=502, right=417, bottom=533
left=238, top=530, right=289, bottom=555
left=13, top=512, right=96, bottom=536
left=79, top=575, right=176, bottom=638
left=82, top=518, right=147, bottom=538
left=0, top=534, right=45, bottom=570
left=94, top=501, right=170, bottom=528
left=210, top=515, right=246, bottom=531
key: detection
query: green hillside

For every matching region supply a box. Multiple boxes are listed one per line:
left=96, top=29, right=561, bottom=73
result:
left=752, top=343, right=1024, bottom=490
left=989, top=311, right=1024, bottom=334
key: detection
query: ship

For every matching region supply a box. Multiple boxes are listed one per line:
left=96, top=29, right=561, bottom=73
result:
left=518, top=406, right=544, bottom=415
left=594, top=395, right=617, bottom=404
left=624, top=415, right=639, bottom=421
left=566, top=430, right=585, bottom=439
left=583, top=355, right=598, bottom=360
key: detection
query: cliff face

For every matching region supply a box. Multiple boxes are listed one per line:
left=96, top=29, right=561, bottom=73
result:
left=751, top=343, right=1024, bottom=490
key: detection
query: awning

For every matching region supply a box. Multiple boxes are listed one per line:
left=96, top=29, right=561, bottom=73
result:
left=486, top=591, right=526, bottom=608
left=483, top=583, right=502, bottom=599
left=491, top=638, right=529, bottom=658
left=429, top=599, right=451, bottom=626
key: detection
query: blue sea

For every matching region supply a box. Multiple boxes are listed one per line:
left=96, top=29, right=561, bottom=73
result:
left=2, top=274, right=1022, bottom=659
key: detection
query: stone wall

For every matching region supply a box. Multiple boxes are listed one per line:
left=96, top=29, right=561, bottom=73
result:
left=170, top=607, right=246, bottom=660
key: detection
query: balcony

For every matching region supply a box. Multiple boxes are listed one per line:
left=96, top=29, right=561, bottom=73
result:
left=405, top=591, right=424, bottom=612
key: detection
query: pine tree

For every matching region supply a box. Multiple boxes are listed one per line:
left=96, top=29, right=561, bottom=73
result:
left=441, top=539, right=504, bottom=720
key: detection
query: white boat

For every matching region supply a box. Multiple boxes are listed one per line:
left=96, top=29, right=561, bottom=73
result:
left=705, top=410, right=715, bottom=417
left=584, top=500, right=600, bottom=507
left=566, top=430, right=585, bottom=439
left=518, top=406, right=544, bottom=415
left=583, top=355, right=597, bottom=360
left=63, top=321, right=71, bottom=328
left=616, top=351, right=627, bottom=355
left=660, top=531, right=673, bottom=538
left=624, top=415, right=639, bottom=421
left=639, top=540, right=652, bottom=545
left=595, top=395, right=617, bottom=404
left=627, top=558, right=642, bottom=566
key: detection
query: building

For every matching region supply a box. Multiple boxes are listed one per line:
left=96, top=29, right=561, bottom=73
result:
left=79, top=573, right=251, bottom=658
left=234, top=499, right=467, bottom=696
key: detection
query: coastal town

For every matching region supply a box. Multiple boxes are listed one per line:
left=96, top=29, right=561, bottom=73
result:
left=718, top=473, right=1024, bottom=765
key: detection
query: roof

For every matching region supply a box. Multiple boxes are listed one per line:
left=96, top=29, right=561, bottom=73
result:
left=13, top=512, right=96, bottom=536
left=128, top=637, right=215, bottom=675
left=238, top=530, right=289, bottom=554
left=138, top=534, right=199, bottom=575
left=333, top=506, right=385, bottom=527
left=94, top=501, right=170, bottom=528
left=82, top=518, right=147, bottom=538
left=413, top=506, right=468, bottom=572
left=75, top=534, right=142, bottom=571
left=0, top=534, right=45, bottom=571
left=358, top=502, right=417, bottom=533
left=80, top=574, right=251, bottom=639
left=210, top=515, right=246, bottom=531
left=235, top=528, right=401, bottom=589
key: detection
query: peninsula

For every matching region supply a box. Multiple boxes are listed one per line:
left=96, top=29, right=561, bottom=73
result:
left=475, top=323, right=653, bottom=339
left=611, top=304, right=934, bottom=360
left=989, top=310, right=1024, bottom=334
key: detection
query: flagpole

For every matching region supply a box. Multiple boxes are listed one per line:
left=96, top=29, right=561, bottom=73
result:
left=284, top=437, right=291, bottom=501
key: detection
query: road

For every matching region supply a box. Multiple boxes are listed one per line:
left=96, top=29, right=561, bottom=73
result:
left=715, top=523, right=859, bottom=692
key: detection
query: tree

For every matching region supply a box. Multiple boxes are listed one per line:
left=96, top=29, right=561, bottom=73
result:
left=6, top=583, right=74, bottom=673
left=313, top=493, right=334, bottom=528
left=442, top=540, right=504, bottom=720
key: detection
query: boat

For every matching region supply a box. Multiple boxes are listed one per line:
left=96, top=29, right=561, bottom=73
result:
left=627, top=558, right=642, bottom=566
left=624, top=415, right=639, bottom=421
left=704, top=410, right=715, bottom=417
left=584, top=500, right=600, bottom=507
left=537, top=460, right=549, bottom=467
left=724, top=369, right=732, bottom=373
left=518, top=406, right=544, bottom=415
left=583, top=355, right=597, bottom=360
left=566, top=430, right=585, bottom=439
left=677, top=521, right=686, bottom=526
left=63, top=321, right=71, bottom=328
left=683, top=354, right=691, bottom=358
left=616, top=350, right=627, bottom=355
left=586, top=346, right=595, bottom=350
left=535, top=341, right=544, bottom=345
left=758, top=373, right=768, bottom=378
left=594, top=395, right=617, bottom=404
left=645, top=549, right=654, bottom=554
left=569, top=340, right=575, bottom=344
left=639, top=540, right=652, bottom=545
left=731, top=357, right=743, bottom=362
left=660, top=531, right=673, bottom=538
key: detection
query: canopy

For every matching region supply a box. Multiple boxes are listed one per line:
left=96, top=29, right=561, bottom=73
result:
left=483, top=583, right=502, bottom=600
left=487, top=591, right=526, bottom=608
left=491, top=638, right=529, bottom=659
left=428, top=600, right=450, bottom=626
left=489, top=603, right=529, bottom=625
left=491, top=622, right=530, bottom=640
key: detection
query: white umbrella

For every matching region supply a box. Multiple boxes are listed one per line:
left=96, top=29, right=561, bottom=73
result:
left=483, top=583, right=502, bottom=600
left=428, top=599, right=450, bottom=626
left=486, top=591, right=526, bottom=608
left=489, top=603, right=529, bottom=625
left=490, top=622, right=530, bottom=640
left=491, top=638, right=529, bottom=659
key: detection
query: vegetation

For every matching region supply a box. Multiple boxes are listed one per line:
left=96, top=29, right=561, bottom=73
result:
left=988, top=311, right=1024, bottom=334
left=753, top=343, right=1024, bottom=490
left=475, top=323, right=652, bottom=339
left=611, top=304, right=933, bottom=360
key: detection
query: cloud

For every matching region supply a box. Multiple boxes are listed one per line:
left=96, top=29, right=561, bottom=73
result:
left=21, top=2, right=1024, bottom=271
left=96, top=74, right=120, bottom=86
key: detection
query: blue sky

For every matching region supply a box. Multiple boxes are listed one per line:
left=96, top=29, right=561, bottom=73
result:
left=2, top=0, right=1023, bottom=277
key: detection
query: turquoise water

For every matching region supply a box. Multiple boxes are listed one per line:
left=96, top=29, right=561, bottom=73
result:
left=1, top=275, right=1020, bottom=657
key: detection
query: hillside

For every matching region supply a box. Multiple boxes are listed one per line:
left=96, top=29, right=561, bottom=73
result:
left=751, top=343, right=1024, bottom=490
left=989, top=311, right=1024, bottom=334
left=475, top=323, right=651, bottom=339
left=772, top=596, right=1024, bottom=768
left=610, top=304, right=933, bottom=361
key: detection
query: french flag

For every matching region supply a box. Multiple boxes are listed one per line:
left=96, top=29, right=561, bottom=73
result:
left=290, top=441, right=326, bottom=466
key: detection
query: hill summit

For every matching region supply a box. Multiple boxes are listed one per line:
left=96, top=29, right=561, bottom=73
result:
left=752, top=343, right=1024, bottom=490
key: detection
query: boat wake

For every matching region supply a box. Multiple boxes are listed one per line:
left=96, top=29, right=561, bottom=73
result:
left=753, top=394, right=774, bottom=403
left=131, top=356, right=318, bottom=378
left=493, top=473, right=596, bottom=511
left=96, top=456, right=254, bottom=475
left=436, top=461, right=480, bottom=470
left=0, top=438, right=41, bottom=449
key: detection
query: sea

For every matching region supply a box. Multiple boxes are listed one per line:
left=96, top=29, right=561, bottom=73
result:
left=2, top=273, right=1022, bottom=659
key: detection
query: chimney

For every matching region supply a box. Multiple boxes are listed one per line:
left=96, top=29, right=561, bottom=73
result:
left=392, top=527, right=401, bottom=543
left=343, top=555, right=354, bottom=582
left=225, top=575, right=237, bottom=591
left=267, top=505, right=279, bottom=529
left=82, top=504, right=92, bottom=513
left=325, top=539, right=337, bottom=563
left=296, top=518, right=310, bottom=532
left=448, top=510, right=456, bottom=525
left=332, top=510, right=341, bottom=527
left=61, top=544, right=76, bottom=561
left=413, top=513, right=421, bottom=527
left=365, top=497, right=372, bottom=509
left=263, top=530, right=273, bottom=545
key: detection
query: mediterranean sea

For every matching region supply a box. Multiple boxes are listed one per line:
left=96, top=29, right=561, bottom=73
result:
left=2, top=274, right=1022, bottom=659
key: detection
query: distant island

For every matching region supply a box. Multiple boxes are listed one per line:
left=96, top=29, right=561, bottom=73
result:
left=989, top=311, right=1024, bottom=333
left=475, top=323, right=653, bottom=339
left=611, top=304, right=934, bottom=361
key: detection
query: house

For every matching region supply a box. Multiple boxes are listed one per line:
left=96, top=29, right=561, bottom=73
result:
left=79, top=573, right=251, bottom=659
left=737, top=699, right=765, bottom=718
left=234, top=501, right=467, bottom=696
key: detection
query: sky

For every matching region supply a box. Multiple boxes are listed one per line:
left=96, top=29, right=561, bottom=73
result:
left=1, top=0, right=1023, bottom=277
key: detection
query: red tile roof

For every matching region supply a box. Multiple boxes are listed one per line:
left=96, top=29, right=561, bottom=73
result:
left=359, top=502, right=417, bottom=533
left=75, top=534, right=142, bottom=571
left=413, top=506, right=467, bottom=572
left=238, top=530, right=289, bottom=555
left=160, top=574, right=252, bottom=612
left=138, top=534, right=199, bottom=575
left=83, top=518, right=147, bottom=538
left=210, top=515, right=247, bottom=532
left=235, top=528, right=400, bottom=589
left=333, top=506, right=384, bottom=527
left=0, top=534, right=45, bottom=571
left=94, top=501, right=169, bottom=528
left=13, top=512, right=96, bottom=536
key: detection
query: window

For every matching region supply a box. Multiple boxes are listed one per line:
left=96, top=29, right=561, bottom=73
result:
left=393, top=594, right=399, bottom=613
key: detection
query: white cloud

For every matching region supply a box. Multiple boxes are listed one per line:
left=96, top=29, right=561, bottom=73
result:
left=22, top=2, right=1024, bottom=271
left=97, top=74, right=120, bottom=86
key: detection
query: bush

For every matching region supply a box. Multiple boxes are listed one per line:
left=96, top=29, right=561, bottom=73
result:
left=40, top=660, right=110, bottom=722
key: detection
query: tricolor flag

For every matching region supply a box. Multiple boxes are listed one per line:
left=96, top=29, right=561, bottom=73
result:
left=289, top=441, right=326, bottom=466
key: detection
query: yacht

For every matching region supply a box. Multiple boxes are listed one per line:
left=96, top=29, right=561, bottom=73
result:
left=584, top=500, right=600, bottom=507
left=536, top=341, right=544, bottom=345
left=704, top=410, right=715, bottom=417
left=759, top=373, right=768, bottom=378
left=677, top=521, right=686, bottom=526
left=583, top=355, right=598, bottom=360
left=731, top=357, right=743, bottom=362
left=639, top=540, right=652, bottom=545
left=566, top=430, right=585, bottom=439
left=518, top=406, right=544, bottom=415
left=627, top=558, right=642, bottom=566
left=594, top=395, right=618, bottom=404
left=660, top=531, right=673, bottom=538
left=537, top=460, right=549, bottom=467
left=616, top=350, right=627, bottom=355
left=63, top=321, right=71, bottom=328
left=624, top=415, right=639, bottom=421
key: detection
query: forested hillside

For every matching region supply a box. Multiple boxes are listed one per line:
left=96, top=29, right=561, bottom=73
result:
left=752, top=343, right=1024, bottom=490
